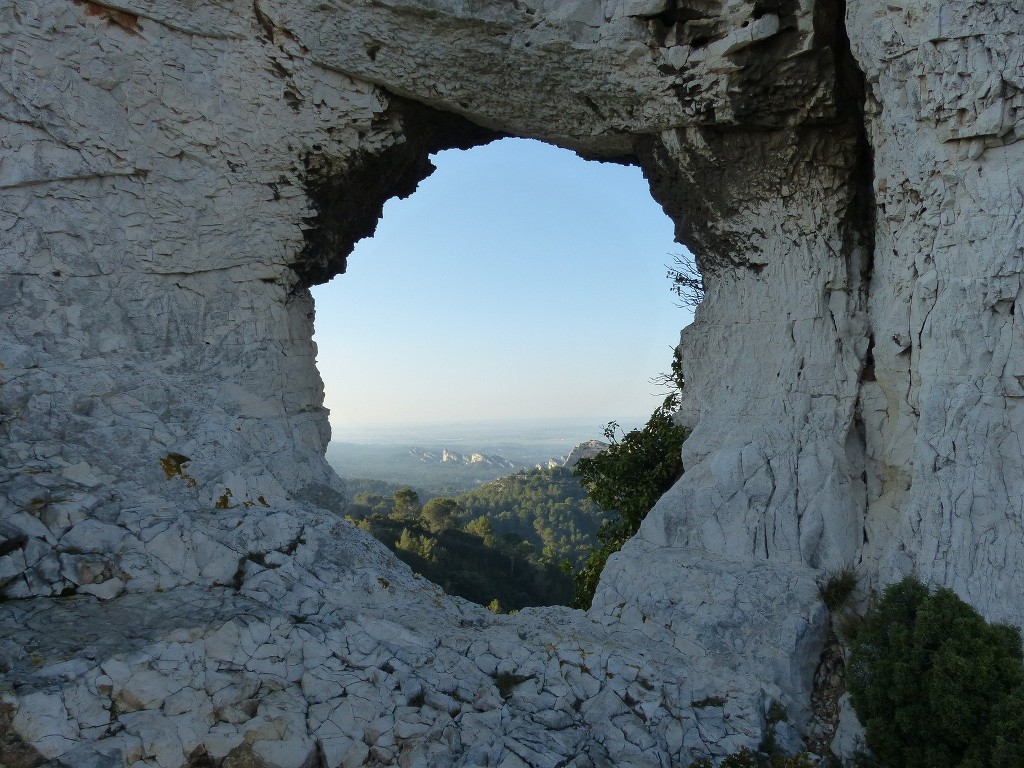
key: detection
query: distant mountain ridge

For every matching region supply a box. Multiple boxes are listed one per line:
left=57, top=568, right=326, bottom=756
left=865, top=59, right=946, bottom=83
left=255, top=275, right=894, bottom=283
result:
left=407, top=448, right=518, bottom=469
left=405, top=441, right=608, bottom=472
left=327, top=438, right=611, bottom=496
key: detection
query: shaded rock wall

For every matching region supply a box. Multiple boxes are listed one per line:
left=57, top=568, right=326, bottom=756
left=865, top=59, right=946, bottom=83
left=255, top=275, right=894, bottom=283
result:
left=1, top=1, right=1022, bottom=766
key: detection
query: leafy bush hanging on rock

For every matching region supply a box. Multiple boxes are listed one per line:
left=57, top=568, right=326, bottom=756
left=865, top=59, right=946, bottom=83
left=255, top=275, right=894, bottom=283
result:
left=570, top=393, right=688, bottom=608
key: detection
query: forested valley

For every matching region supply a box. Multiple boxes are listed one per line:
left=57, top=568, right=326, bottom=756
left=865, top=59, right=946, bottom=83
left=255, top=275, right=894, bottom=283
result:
left=343, top=467, right=603, bottom=612
left=343, top=394, right=689, bottom=612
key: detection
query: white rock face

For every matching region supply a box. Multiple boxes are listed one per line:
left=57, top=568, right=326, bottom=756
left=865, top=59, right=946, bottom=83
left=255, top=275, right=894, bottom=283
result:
left=847, top=0, right=1024, bottom=623
left=1, top=0, right=1022, bottom=766
left=561, top=440, right=610, bottom=469
left=636, top=0, right=1024, bottom=617
left=409, top=448, right=517, bottom=469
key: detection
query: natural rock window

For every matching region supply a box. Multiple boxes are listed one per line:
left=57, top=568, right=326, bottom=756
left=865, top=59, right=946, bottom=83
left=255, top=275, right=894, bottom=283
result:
left=309, top=137, right=688, bottom=430
left=4, top=2, right=1023, bottom=766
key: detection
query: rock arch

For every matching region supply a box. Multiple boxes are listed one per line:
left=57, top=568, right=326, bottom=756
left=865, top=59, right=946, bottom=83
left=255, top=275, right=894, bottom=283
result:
left=2, top=1, right=1023, bottom=765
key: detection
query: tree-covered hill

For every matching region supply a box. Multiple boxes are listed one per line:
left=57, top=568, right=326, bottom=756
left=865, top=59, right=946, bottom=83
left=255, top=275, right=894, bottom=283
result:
left=343, top=465, right=606, bottom=611
left=454, top=466, right=602, bottom=565
left=341, top=393, right=689, bottom=612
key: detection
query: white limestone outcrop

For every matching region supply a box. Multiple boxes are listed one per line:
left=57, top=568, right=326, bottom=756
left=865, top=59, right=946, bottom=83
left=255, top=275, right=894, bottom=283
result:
left=561, top=441, right=610, bottom=470
left=2, top=0, right=1023, bottom=766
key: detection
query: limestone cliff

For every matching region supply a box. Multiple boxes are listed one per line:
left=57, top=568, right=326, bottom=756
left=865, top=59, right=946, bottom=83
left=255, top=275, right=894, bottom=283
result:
left=1, top=1, right=1022, bottom=766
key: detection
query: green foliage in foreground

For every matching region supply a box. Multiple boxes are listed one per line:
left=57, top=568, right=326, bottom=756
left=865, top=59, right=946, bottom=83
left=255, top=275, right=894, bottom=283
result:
left=348, top=487, right=575, bottom=610
left=347, top=467, right=604, bottom=567
left=848, top=577, right=1024, bottom=768
left=571, top=394, right=688, bottom=608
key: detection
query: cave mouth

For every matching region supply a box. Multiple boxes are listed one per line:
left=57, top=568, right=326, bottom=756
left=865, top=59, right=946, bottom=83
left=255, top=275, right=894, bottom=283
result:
left=307, top=135, right=693, bottom=611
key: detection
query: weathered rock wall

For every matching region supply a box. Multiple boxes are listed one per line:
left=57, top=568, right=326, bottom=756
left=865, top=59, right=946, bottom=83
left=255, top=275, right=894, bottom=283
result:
left=629, top=0, right=1024, bottom=621
left=1, top=0, right=1023, bottom=766
left=849, top=0, right=1024, bottom=622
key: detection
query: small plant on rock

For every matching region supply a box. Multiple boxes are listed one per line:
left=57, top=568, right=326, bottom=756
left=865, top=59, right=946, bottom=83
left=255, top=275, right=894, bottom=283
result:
left=818, top=567, right=857, bottom=612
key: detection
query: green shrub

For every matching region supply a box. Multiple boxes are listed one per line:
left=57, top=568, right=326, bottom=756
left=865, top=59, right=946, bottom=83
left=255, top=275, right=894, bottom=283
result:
left=848, top=577, right=1024, bottom=768
left=571, top=394, right=688, bottom=607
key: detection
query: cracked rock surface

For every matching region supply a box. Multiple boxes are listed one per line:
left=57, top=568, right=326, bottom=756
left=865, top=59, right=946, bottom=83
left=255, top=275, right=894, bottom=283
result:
left=2, top=0, right=1023, bottom=766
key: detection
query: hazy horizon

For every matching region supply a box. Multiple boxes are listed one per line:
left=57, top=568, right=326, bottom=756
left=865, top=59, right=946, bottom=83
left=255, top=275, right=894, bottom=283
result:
left=329, top=415, right=646, bottom=447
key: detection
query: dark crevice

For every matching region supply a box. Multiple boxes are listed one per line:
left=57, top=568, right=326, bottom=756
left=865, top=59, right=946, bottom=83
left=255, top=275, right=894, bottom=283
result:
left=826, top=0, right=877, bottom=568
left=653, top=1, right=727, bottom=48
left=283, top=88, right=301, bottom=112
left=726, top=39, right=824, bottom=125
left=657, top=0, right=719, bottom=27
left=826, top=0, right=876, bottom=361
left=580, top=93, right=605, bottom=120
left=247, top=552, right=272, bottom=568
left=293, top=96, right=501, bottom=289
left=753, top=0, right=799, bottom=24
left=186, top=745, right=218, bottom=768
left=268, top=60, right=289, bottom=80
left=253, top=0, right=275, bottom=42
left=232, top=556, right=246, bottom=591
left=0, top=701, right=47, bottom=768
left=0, top=535, right=27, bottom=558
left=861, top=334, right=876, bottom=382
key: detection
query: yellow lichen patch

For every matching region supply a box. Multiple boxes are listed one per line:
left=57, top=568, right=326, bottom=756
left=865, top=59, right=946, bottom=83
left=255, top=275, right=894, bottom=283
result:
left=160, top=453, right=197, bottom=487
left=160, top=453, right=189, bottom=479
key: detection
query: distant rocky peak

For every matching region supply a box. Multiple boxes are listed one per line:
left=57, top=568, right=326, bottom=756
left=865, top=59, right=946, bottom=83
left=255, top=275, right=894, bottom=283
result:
left=563, top=439, right=610, bottom=468
left=409, top=447, right=517, bottom=469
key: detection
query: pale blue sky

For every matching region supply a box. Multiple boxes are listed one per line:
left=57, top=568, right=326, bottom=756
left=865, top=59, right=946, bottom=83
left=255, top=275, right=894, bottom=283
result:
left=311, top=138, right=693, bottom=431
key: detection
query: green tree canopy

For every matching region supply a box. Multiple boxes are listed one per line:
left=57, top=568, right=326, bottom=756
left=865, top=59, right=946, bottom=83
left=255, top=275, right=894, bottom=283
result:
left=421, top=497, right=462, bottom=532
left=464, top=515, right=496, bottom=546
left=391, top=487, right=421, bottom=520
left=848, top=577, right=1024, bottom=768
left=571, top=394, right=688, bottom=608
